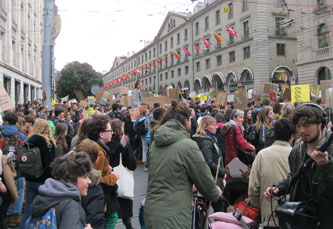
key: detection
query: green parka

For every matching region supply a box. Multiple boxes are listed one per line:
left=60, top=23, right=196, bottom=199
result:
left=144, top=119, right=220, bottom=229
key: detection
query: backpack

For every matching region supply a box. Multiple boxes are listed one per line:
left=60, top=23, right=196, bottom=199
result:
left=17, top=142, right=44, bottom=179
left=0, top=132, right=23, bottom=156
left=245, top=124, right=258, bottom=148
left=136, top=119, right=149, bottom=136
left=25, top=207, right=57, bottom=229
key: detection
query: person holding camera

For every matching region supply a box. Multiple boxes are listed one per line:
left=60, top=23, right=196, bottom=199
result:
left=264, top=103, right=333, bottom=229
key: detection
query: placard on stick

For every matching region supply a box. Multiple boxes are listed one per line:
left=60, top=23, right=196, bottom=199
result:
left=119, top=87, right=129, bottom=95
left=216, top=91, right=227, bottom=105
left=95, top=91, right=104, bottom=103
left=326, top=88, right=333, bottom=109
left=0, top=83, right=15, bottom=112
left=161, top=86, right=167, bottom=96
left=234, top=86, right=247, bottom=109
left=283, top=88, right=291, bottom=101
left=291, top=84, right=310, bottom=103
left=75, top=91, right=85, bottom=101
left=87, top=96, right=95, bottom=105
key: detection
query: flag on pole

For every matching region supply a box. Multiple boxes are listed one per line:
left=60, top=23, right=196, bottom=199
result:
left=172, top=51, right=180, bottom=60
left=182, top=47, right=191, bottom=56
left=136, top=68, right=142, bottom=74
left=213, top=32, right=222, bottom=45
left=226, top=25, right=237, bottom=37
left=155, top=59, right=162, bottom=64
left=160, top=57, right=168, bottom=63
left=149, top=62, right=155, bottom=67
left=194, top=43, right=200, bottom=52
left=201, top=38, right=210, bottom=48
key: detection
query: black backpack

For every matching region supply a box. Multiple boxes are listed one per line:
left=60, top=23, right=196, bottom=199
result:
left=136, top=119, right=149, bottom=136
left=0, top=132, right=23, bottom=156
left=17, top=142, right=44, bottom=179
left=245, top=124, right=258, bottom=148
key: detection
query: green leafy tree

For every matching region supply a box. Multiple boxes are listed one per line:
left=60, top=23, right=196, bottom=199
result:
left=56, top=61, right=103, bottom=99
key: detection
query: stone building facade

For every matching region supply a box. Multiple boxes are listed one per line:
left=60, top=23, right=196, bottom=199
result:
left=103, top=0, right=298, bottom=96
left=0, top=0, right=44, bottom=105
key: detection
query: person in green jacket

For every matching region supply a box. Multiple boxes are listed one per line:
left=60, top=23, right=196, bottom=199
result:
left=144, top=101, right=222, bottom=229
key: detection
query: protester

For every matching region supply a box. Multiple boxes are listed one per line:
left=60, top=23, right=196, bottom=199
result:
left=0, top=112, right=26, bottom=227
left=255, top=106, right=274, bottom=152
left=86, top=115, right=119, bottom=229
left=243, top=108, right=253, bottom=131
left=54, top=123, right=69, bottom=157
left=248, top=118, right=295, bottom=228
left=135, top=109, right=149, bottom=171
left=71, top=118, right=91, bottom=150
left=20, top=118, right=56, bottom=228
left=76, top=139, right=105, bottom=229
left=144, top=101, right=222, bottom=228
left=147, top=107, right=166, bottom=147
left=107, top=118, right=136, bottom=229
left=131, top=80, right=142, bottom=107
left=192, top=116, right=225, bottom=212
left=28, top=152, right=92, bottom=229
left=265, top=103, right=333, bottom=228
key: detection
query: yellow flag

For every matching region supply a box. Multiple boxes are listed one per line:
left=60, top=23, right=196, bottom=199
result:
left=52, top=98, right=56, bottom=106
left=223, top=6, right=230, bottom=13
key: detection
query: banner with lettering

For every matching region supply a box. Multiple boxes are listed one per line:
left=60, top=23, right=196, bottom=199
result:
left=291, top=84, right=310, bottom=103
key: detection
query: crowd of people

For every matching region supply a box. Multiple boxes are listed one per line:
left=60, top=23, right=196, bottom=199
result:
left=0, top=80, right=332, bottom=229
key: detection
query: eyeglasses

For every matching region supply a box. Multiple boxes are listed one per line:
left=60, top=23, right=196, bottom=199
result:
left=103, top=129, right=113, bottom=133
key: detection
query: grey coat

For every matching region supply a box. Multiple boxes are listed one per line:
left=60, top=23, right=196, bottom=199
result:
left=131, top=89, right=141, bottom=107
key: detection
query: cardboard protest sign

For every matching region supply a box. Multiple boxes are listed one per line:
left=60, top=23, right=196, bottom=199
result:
left=264, top=83, right=277, bottom=94
left=254, top=95, right=262, bottom=107
left=75, top=91, right=85, bottom=101
left=142, top=96, right=171, bottom=109
left=269, top=90, right=277, bottom=102
left=87, top=96, right=95, bottom=105
left=142, top=90, right=149, bottom=98
left=120, top=96, right=131, bottom=107
left=0, top=83, right=15, bottom=112
left=60, top=95, right=69, bottom=103
left=79, top=100, right=88, bottom=108
left=95, top=91, right=104, bottom=103
left=283, top=88, right=291, bottom=101
left=320, top=80, right=333, bottom=103
left=129, top=105, right=148, bottom=121
left=234, top=86, right=247, bottom=109
left=101, top=91, right=110, bottom=105
left=326, top=88, right=333, bottom=109
left=169, top=88, right=178, bottom=101
left=291, top=84, right=310, bottom=103
left=119, top=87, right=129, bottom=95
left=216, top=91, right=227, bottom=105
left=161, top=86, right=168, bottom=96
left=227, top=94, right=234, bottom=103
left=199, top=94, right=208, bottom=101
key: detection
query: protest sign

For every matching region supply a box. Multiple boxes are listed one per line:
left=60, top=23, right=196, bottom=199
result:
left=216, top=91, right=227, bottom=105
left=95, top=91, right=104, bottom=103
left=264, top=83, right=277, bottom=94
left=320, top=80, right=333, bottom=103
left=291, top=84, right=310, bottom=103
left=168, top=88, right=178, bottom=101
left=227, top=94, right=234, bottom=103
left=326, top=88, right=333, bottom=109
left=254, top=95, right=261, bottom=107
left=119, top=87, right=129, bottom=95
left=283, top=88, right=291, bottom=101
left=269, top=90, right=277, bottom=102
left=234, top=86, right=247, bottom=109
left=161, top=86, right=168, bottom=96
left=87, top=96, right=95, bottom=105
left=142, top=90, right=149, bottom=97
left=75, top=91, right=85, bottom=101
left=129, top=105, right=148, bottom=121
left=0, top=83, right=15, bottom=112
left=142, top=96, right=171, bottom=109
left=120, top=96, right=131, bottom=107
left=101, top=91, right=110, bottom=105
left=79, top=100, right=88, bottom=108
left=199, top=94, right=208, bottom=101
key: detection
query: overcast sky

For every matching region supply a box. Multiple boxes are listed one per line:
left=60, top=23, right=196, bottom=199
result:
left=54, top=0, right=197, bottom=74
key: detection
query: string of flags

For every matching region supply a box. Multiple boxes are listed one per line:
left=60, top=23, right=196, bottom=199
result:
left=101, top=26, right=238, bottom=90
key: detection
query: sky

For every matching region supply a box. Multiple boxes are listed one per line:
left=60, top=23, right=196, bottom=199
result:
left=54, top=0, right=197, bottom=74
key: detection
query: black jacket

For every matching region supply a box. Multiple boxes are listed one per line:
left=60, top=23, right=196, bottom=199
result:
left=192, top=134, right=225, bottom=179
left=106, top=137, right=136, bottom=171
left=81, top=169, right=105, bottom=229
left=25, top=134, right=56, bottom=183
left=121, top=114, right=135, bottom=137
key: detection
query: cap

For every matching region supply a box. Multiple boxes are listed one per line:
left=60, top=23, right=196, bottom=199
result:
left=120, top=107, right=127, bottom=112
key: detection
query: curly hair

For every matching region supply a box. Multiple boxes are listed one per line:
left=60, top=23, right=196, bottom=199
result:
left=51, top=151, right=92, bottom=184
left=87, top=115, right=111, bottom=141
left=26, top=118, right=56, bottom=147
left=75, top=139, right=99, bottom=163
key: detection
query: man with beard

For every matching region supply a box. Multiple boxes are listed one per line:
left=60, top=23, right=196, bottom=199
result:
left=264, top=103, right=333, bottom=229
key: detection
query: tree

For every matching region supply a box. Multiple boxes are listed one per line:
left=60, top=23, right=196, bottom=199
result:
left=56, top=61, right=103, bottom=99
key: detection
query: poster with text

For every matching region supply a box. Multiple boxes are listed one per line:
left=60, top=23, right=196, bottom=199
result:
left=291, top=84, right=310, bottom=103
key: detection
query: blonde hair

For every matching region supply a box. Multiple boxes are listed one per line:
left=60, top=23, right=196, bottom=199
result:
left=26, top=118, right=56, bottom=147
left=16, top=116, right=26, bottom=133
left=196, top=116, right=216, bottom=136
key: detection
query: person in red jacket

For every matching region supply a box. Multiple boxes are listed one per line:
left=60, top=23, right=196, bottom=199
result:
left=220, top=109, right=255, bottom=206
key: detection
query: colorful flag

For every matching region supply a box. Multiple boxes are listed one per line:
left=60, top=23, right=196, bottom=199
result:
left=201, top=38, right=210, bottom=48
left=155, top=59, right=162, bottom=64
left=223, top=6, right=230, bottom=13
left=144, top=64, right=150, bottom=69
left=136, top=68, right=142, bottom=74
left=182, top=47, right=191, bottom=56
left=172, top=51, right=180, bottom=60
left=149, top=62, right=155, bottom=67
left=226, top=25, right=237, bottom=37
left=213, top=32, right=222, bottom=45
left=194, top=44, right=200, bottom=52
left=160, top=57, right=168, bottom=63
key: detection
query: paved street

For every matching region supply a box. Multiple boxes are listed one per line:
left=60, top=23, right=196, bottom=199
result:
left=116, top=163, right=148, bottom=229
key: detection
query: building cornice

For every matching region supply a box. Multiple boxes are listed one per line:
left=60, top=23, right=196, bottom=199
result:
left=0, top=61, right=42, bottom=84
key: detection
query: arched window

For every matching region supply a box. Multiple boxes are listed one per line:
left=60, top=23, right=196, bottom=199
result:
left=318, top=24, right=330, bottom=48
left=317, top=67, right=332, bottom=84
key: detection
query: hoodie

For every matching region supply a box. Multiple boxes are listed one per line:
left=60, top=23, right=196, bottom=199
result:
left=30, top=178, right=86, bottom=229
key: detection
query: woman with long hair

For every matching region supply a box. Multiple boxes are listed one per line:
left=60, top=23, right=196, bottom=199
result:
left=107, top=118, right=136, bottom=229
left=54, top=123, right=68, bottom=157
left=71, top=118, right=92, bottom=150
left=192, top=116, right=225, bottom=212
left=144, top=101, right=221, bottom=228
left=243, top=108, right=253, bottom=131
left=255, top=106, right=274, bottom=152
left=20, top=118, right=56, bottom=227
